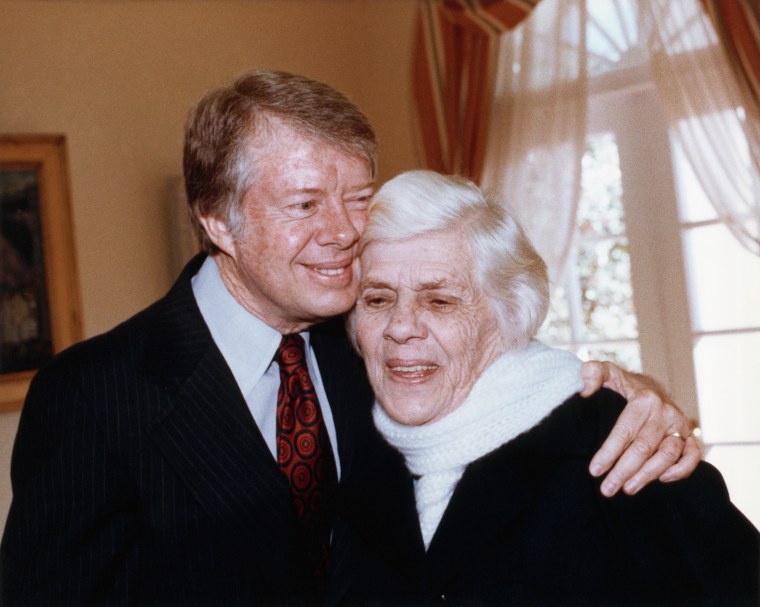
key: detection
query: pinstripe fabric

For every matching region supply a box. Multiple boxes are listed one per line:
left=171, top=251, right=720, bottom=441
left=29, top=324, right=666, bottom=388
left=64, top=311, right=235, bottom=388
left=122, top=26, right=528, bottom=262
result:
left=0, top=254, right=377, bottom=606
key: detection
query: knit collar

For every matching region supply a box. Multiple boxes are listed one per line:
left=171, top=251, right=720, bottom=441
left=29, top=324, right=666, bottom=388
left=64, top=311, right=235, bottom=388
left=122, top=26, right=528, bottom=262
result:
left=373, top=340, right=583, bottom=475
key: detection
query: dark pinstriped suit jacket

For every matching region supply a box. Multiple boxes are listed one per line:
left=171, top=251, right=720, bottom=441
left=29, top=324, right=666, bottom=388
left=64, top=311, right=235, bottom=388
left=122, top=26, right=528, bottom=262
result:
left=0, top=254, right=378, bottom=606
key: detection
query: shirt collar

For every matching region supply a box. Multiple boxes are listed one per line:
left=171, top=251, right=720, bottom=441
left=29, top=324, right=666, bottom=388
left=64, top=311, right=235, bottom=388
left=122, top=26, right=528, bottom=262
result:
left=191, top=256, right=312, bottom=398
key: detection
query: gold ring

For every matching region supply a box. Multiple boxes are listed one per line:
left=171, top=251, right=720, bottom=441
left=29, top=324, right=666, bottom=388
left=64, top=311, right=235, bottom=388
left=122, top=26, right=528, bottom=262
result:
left=669, top=432, right=688, bottom=440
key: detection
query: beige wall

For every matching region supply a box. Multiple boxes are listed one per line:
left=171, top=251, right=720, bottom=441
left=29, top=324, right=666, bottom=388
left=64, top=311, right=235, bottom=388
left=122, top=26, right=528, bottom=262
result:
left=0, top=0, right=419, bottom=531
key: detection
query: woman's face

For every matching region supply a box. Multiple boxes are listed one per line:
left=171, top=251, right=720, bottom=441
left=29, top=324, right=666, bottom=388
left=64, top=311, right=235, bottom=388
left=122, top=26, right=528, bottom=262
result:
left=355, top=230, right=507, bottom=426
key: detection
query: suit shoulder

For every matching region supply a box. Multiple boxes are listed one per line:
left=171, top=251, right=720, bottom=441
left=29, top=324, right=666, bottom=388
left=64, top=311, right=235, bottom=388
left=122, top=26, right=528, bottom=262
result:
left=33, top=257, right=205, bottom=384
left=33, top=298, right=162, bottom=378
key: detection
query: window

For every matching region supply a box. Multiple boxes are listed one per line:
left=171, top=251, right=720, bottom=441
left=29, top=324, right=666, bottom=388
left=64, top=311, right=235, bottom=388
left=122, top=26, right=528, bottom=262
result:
left=537, top=0, right=760, bottom=528
left=673, top=137, right=760, bottom=523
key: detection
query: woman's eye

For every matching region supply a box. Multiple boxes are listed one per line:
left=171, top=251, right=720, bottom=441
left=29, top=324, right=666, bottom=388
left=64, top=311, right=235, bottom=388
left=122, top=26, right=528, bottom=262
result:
left=363, top=295, right=389, bottom=308
left=429, top=298, right=453, bottom=310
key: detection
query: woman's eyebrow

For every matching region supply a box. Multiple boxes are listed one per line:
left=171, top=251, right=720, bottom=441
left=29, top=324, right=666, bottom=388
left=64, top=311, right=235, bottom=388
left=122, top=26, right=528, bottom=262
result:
left=416, top=277, right=468, bottom=294
left=359, top=279, right=393, bottom=291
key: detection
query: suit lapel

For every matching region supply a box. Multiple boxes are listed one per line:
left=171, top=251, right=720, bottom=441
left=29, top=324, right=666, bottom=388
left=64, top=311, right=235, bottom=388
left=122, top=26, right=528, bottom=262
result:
left=142, top=256, right=300, bottom=554
left=310, top=318, right=375, bottom=481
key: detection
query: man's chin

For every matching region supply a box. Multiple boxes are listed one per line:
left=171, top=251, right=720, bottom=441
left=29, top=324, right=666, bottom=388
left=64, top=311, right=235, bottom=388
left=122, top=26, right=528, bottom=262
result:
left=303, top=292, right=357, bottom=322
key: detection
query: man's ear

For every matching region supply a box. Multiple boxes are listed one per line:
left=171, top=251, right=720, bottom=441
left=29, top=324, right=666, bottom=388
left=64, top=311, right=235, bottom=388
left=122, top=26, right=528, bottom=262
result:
left=198, top=214, right=236, bottom=257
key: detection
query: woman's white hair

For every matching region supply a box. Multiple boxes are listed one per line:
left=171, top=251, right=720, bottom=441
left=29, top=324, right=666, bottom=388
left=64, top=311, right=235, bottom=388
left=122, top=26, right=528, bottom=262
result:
left=356, top=170, right=549, bottom=350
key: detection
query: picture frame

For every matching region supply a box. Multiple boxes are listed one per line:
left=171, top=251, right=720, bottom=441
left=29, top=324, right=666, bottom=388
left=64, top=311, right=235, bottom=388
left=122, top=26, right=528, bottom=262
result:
left=0, top=135, right=82, bottom=412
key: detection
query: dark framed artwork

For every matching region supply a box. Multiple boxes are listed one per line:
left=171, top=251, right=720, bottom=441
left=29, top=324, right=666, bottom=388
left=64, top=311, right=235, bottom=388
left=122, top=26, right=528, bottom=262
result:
left=0, top=135, right=82, bottom=411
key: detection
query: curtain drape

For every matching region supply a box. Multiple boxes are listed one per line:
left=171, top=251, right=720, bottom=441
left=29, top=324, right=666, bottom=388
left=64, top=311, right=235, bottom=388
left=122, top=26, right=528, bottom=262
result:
left=646, top=0, right=760, bottom=257
left=480, top=0, right=588, bottom=283
left=702, top=0, right=760, bottom=113
left=414, top=0, right=539, bottom=182
left=700, top=0, right=760, bottom=177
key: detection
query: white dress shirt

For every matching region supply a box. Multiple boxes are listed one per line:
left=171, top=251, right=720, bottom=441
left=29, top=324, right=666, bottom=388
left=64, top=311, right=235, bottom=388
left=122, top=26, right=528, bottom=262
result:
left=191, top=256, right=341, bottom=476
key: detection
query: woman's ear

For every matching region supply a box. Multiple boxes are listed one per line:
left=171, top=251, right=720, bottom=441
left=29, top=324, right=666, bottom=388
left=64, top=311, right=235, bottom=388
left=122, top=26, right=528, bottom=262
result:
left=198, top=214, right=236, bottom=257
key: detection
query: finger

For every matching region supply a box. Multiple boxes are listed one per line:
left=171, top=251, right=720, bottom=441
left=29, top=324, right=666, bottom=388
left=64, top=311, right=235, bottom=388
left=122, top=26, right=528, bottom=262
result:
left=598, top=416, right=693, bottom=496
left=621, top=433, right=687, bottom=495
left=597, top=430, right=659, bottom=497
left=659, top=436, right=703, bottom=482
left=592, top=393, right=677, bottom=494
left=579, top=362, right=605, bottom=397
left=589, top=400, right=651, bottom=477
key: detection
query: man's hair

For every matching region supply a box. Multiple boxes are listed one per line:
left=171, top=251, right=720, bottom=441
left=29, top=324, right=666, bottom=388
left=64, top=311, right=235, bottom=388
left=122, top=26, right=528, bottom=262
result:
left=350, top=170, right=549, bottom=350
left=183, top=70, right=378, bottom=253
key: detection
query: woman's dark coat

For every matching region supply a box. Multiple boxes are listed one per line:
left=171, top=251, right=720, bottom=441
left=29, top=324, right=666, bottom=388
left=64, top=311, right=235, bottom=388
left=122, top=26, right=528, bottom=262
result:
left=331, top=389, right=759, bottom=606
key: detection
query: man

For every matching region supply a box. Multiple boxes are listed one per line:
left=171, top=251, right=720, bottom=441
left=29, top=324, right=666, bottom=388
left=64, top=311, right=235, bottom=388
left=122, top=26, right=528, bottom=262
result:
left=0, top=71, right=699, bottom=605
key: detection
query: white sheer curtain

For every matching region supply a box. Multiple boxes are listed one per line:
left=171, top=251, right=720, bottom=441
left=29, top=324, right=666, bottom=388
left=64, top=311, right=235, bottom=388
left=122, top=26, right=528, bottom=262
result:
left=481, top=0, right=588, bottom=284
left=645, top=0, right=760, bottom=256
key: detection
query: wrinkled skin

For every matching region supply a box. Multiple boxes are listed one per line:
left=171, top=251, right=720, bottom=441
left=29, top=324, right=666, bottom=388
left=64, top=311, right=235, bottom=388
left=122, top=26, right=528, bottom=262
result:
left=355, top=230, right=506, bottom=426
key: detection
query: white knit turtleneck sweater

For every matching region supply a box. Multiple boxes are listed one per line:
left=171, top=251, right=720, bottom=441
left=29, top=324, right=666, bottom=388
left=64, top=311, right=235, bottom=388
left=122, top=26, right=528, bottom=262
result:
left=373, top=340, right=583, bottom=549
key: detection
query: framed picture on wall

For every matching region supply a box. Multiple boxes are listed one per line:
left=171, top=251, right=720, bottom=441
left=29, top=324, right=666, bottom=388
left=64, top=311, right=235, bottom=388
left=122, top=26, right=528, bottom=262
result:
left=0, top=135, right=82, bottom=412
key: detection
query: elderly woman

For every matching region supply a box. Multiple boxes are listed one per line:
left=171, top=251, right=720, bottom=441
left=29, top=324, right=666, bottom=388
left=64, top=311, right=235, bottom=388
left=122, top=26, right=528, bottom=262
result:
left=334, top=170, right=759, bottom=606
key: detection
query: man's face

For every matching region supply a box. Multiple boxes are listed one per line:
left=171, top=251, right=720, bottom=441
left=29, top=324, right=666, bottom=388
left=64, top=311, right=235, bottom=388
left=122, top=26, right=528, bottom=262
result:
left=205, top=121, right=374, bottom=333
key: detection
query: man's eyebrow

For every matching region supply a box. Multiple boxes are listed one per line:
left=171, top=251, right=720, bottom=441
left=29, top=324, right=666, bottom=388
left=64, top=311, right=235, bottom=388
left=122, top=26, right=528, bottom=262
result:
left=350, top=181, right=375, bottom=192
left=281, top=181, right=374, bottom=196
left=282, top=187, right=323, bottom=196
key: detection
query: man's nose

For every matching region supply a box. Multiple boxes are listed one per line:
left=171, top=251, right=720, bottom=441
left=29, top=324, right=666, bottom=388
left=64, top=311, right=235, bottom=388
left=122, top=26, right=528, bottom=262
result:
left=316, top=200, right=361, bottom=248
left=383, top=301, right=426, bottom=343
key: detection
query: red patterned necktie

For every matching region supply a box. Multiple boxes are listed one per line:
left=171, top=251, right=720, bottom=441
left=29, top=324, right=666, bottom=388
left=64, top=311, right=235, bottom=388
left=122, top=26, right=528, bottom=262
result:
left=274, top=333, right=338, bottom=582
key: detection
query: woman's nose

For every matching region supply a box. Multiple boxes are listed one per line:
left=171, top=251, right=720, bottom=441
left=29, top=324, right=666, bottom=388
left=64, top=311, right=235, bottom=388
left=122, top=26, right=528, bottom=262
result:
left=383, top=301, right=426, bottom=343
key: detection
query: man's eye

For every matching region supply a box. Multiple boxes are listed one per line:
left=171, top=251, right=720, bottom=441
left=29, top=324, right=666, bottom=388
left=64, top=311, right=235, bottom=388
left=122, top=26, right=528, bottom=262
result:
left=347, top=196, right=371, bottom=209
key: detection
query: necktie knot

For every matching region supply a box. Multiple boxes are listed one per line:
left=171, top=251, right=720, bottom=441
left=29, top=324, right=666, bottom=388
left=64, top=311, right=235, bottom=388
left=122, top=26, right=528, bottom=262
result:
left=275, top=333, right=306, bottom=367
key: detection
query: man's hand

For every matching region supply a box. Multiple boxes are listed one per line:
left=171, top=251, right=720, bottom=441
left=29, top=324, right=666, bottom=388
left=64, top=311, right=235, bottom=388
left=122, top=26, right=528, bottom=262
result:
left=580, top=361, right=702, bottom=498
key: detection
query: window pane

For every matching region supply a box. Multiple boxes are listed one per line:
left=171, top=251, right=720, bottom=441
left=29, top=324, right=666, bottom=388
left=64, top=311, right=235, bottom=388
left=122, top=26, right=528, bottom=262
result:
left=578, top=133, right=625, bottom=236
left=683, top=223, right=760, bottom=332
left=694, top=333, right=760, bottom=443
left=578, top=342, right=642, bottom=372
left=577, top=238, right=638, bottom=340
left=542, top=285, right=572, bottom=342
left=539, top=130, right=639, bottom=373
left=671, top=139, right=717, bottom=223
